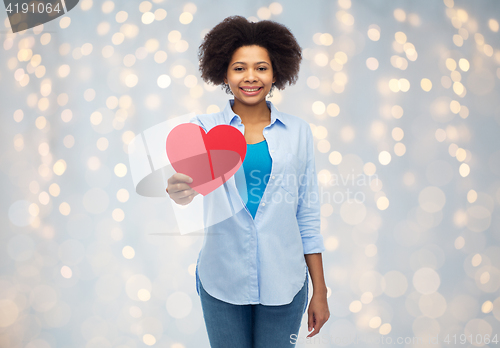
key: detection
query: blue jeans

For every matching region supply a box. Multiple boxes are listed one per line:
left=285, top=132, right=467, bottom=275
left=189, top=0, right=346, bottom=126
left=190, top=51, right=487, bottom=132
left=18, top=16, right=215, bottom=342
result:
left=199, top=279, right=307, bottom=348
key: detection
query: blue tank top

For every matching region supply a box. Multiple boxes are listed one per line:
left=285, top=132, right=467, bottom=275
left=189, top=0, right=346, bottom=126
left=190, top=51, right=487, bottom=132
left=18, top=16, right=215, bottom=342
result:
left=235, top=140, right=272, bottom=219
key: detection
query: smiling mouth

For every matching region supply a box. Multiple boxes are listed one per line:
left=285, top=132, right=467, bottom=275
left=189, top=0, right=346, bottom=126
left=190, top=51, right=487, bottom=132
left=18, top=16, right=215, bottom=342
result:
left=240, top=87, right=262, bottom=92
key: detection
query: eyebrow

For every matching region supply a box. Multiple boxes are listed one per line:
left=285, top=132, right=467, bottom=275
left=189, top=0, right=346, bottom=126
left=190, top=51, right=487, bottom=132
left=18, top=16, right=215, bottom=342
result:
left=231, top=61, right=271, bottom=66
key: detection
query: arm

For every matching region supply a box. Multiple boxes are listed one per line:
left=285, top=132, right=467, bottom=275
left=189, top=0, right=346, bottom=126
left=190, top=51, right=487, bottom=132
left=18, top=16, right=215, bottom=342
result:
left=296, top=124, right=329, bottom=337
left=304, top=253, right=327, bottom=295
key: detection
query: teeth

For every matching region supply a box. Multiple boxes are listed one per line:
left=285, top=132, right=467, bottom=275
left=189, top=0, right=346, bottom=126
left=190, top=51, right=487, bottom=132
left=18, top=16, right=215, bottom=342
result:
left=242, top=88, right=260, bottom=92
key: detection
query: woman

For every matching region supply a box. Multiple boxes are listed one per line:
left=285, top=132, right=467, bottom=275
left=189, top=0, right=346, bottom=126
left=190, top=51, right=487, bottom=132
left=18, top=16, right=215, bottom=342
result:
left=166, top=15, right=329, bottom=347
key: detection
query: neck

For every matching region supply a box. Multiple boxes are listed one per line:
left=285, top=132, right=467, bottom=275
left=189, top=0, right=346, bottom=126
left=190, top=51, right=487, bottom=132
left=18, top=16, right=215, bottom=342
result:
left=231, top=99, right=271, bottom=124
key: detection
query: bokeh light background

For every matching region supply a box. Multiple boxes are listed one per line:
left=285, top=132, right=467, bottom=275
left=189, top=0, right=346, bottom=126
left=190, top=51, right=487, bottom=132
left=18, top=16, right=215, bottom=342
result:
left=1, top=0, right=500, bottom=347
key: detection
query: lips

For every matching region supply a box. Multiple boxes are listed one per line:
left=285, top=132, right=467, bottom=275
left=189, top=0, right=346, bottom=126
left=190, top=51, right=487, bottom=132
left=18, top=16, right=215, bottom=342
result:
left=239, top=86, right=263, bottom=95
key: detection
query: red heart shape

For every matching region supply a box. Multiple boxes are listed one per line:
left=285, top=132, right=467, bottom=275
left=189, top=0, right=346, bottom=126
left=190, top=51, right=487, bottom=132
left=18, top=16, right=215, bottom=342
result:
left=166, top=123, right=247, bottom=196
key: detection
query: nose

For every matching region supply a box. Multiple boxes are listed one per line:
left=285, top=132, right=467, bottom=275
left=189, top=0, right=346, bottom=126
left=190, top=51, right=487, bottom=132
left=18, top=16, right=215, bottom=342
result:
left=244, top=69, right=258, bottom=83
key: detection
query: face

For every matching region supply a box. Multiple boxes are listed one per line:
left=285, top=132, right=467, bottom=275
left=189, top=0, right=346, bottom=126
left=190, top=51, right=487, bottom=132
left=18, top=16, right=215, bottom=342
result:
left=224, top=45, right=276, bottom=107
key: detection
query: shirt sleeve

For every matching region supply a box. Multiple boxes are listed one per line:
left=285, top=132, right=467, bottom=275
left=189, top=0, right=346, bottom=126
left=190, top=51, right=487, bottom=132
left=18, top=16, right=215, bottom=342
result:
left=296, top=124, right=325, bottom=255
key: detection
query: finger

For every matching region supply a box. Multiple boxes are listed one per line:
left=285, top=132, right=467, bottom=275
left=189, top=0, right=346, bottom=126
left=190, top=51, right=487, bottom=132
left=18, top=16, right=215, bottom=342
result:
left=307, top=321, right=323, bottom=338
left=306, top=332, right=315, bottom=338
left=172, top=172, right=193, bottom=184
left=169, top=183, right=193, bottom=194
left=315, top=321, right=325, bottom=332
left=315, top=315, right=329, bottom=330
left=171, top=189, right=196, bottom=201
left=178, top=188, right=196, bottom=198
left=308, top=312, right=314, bottom=332
left=306, top=327, right=319, bottom=338
left=178, top=188, right=199, bottom=201
left=188, top=189, right=199, bottom=198
left=167, top=174, right=193, bottom=189
left=175, top=193, right=195, bottom=205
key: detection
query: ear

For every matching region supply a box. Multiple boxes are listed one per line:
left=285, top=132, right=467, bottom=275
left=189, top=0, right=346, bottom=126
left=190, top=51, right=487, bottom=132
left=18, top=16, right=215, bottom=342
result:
left=272, top=75, right=276, bottom=84
left=223, top=75, right=227, bottom=84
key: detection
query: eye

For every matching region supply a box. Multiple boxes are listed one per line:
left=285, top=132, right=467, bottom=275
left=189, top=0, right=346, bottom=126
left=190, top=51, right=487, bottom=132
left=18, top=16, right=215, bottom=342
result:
left=258, top=67, right=267, bottom=71
left=234, top=67, right=243, bottom=71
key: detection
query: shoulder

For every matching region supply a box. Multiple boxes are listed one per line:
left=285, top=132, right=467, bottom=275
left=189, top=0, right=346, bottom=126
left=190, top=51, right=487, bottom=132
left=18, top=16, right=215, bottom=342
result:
left=189, top=111, right=225, bottom=132
left=275, top=108, right=312, bottom=138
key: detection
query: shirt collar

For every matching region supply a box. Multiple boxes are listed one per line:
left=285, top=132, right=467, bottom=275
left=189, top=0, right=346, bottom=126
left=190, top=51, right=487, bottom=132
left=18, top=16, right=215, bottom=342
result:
left=222, top=99, right=287, bottom=127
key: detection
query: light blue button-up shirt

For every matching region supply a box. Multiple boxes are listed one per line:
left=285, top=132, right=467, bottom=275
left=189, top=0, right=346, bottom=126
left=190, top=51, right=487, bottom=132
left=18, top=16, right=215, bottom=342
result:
left=190, top=99, right=325, bottom=311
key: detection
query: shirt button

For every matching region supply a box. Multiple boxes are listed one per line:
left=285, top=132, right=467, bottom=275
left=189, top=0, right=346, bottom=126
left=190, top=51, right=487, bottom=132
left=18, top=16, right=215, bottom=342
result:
left=264, top=131, right=268, bottom=134
left=261, top=202, right=265, bottom=206
left=271, top=149, right=275, bottom=153
left=271, top=176, right=275, bottom=180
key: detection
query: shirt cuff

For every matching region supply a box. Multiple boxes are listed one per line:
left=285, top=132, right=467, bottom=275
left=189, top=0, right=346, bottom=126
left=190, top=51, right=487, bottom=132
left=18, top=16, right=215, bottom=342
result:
left=302, top=234, right=326, bottom=254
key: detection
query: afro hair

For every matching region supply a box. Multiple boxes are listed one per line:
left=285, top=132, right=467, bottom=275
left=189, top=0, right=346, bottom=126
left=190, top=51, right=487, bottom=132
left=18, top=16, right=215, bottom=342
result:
left=198, top=16, right=302, bottom=94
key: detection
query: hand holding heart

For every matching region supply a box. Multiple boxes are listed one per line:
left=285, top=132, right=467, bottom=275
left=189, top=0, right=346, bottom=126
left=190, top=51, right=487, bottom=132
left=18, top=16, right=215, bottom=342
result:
left=166, top=123, right=247, bottom=201
left=166, top=173, right=199, bottom=206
